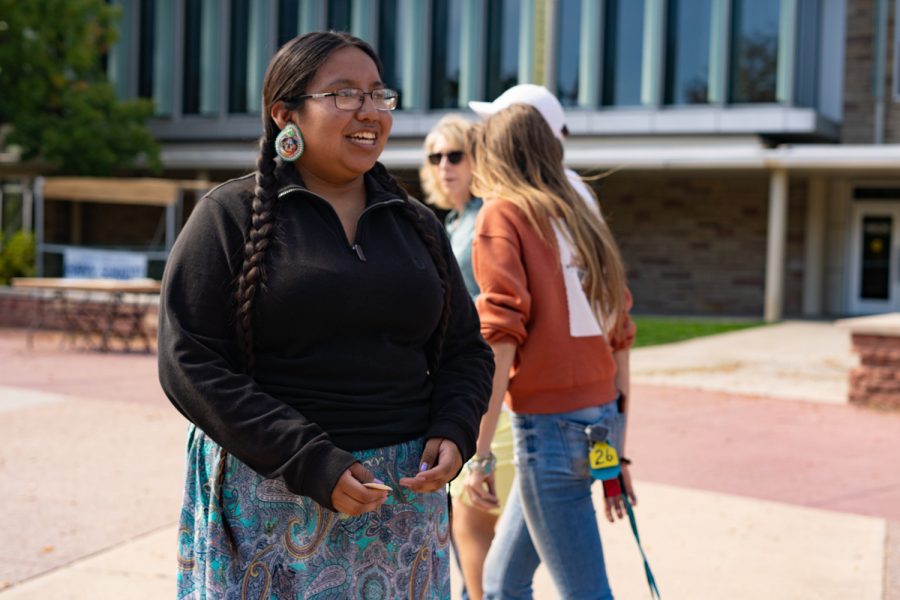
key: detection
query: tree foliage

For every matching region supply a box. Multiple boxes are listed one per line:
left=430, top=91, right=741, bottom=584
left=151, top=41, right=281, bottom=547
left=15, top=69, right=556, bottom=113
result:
left=0, top=231, right=36, bottom=284
left=0, top=0, right=161, bottom=175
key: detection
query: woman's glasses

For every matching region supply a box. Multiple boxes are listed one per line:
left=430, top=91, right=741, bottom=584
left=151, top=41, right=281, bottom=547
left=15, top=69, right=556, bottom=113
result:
left=297, top=88, right=399, bottom=111
left=428, top=151, right=465, bottom=165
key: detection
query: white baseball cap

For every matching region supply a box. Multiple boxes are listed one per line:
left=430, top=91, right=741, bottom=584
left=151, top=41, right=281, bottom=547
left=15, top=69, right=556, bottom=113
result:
left=468, top=84, right=567, bottom=140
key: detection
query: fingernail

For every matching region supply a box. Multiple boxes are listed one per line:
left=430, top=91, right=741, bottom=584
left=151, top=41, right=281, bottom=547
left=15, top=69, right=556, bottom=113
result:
left=373, top=478, right=384, bottom=484
left=419, top=462, right=428, bottom=472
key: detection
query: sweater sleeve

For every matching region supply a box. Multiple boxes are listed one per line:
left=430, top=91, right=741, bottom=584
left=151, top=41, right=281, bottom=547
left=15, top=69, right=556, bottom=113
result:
left=157, top=194, right=355, bottom=511
left=472, top=203, right=532, bottom=346
left=415, top=204, right=494, bottom=463
left=609, top=287, right=637, bottom=351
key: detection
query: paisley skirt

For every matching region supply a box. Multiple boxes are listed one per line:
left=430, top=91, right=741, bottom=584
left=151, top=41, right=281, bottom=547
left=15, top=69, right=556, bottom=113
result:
left=176, top=426, right=450, bottom=600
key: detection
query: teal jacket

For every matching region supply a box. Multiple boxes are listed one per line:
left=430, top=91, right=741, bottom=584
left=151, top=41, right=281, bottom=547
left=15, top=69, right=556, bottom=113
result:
left=445, top=197, right=483, bottom=298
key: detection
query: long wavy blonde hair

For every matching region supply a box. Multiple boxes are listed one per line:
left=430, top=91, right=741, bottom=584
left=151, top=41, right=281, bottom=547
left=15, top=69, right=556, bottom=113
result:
left=469, top=104, right=628, bottom=334
left=420, top=114, right=475, bottom=210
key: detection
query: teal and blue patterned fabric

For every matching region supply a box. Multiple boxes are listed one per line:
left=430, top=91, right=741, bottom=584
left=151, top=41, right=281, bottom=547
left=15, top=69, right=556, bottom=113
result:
left=177, top=426, right=450, bottom=599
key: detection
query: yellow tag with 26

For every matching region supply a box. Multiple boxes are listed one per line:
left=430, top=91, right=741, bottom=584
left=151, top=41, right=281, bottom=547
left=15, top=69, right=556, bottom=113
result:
left=589, top=442, right=619, bottom=469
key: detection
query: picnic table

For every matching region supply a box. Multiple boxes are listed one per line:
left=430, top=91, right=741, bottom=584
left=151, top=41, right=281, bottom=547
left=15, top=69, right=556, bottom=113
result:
left=12, top=277, right=161, bottom=352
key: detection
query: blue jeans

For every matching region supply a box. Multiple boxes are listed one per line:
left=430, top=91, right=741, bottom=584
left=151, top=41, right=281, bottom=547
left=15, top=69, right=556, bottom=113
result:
left=483, top=404, right=616, bottom=600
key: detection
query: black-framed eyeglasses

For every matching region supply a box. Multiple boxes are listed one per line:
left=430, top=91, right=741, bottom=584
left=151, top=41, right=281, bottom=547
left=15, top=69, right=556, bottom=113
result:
left=427, top=151, right=465, bottom=165
left=296, top=88, right=399, bottom=111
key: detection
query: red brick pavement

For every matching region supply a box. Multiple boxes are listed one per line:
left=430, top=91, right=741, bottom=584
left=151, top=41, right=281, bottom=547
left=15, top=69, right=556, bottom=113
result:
left=2, top=327, right=898, bottom=590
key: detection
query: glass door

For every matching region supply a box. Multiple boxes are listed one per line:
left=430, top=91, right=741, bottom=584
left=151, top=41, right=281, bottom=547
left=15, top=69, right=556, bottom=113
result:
left=850, top=203, right=900, bottom=314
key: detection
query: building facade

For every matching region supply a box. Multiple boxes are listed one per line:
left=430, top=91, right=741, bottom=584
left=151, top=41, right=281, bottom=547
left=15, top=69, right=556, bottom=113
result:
left=7, top=0, right=900, bottom=318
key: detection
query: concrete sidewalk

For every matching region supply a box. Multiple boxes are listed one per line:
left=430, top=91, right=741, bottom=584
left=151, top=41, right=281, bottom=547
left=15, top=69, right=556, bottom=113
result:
left=1, top=322, right=897, bottom=599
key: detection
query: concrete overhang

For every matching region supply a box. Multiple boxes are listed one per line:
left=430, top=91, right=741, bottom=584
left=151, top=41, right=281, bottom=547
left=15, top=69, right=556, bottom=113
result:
left=160, top=138, right=900, bottom=175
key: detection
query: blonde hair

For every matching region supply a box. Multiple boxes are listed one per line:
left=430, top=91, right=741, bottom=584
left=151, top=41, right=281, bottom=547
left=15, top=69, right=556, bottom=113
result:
left=420, top=114, right=475, bottom=210
left=469, top=104, right=628, bottom=334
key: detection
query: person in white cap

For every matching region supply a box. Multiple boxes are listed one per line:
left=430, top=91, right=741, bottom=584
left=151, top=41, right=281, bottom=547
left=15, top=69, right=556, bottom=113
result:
left=469, top=84, right=598, bottom=209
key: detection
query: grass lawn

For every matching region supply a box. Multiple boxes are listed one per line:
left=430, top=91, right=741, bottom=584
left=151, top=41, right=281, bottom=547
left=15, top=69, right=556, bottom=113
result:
left=631, top=316, right=765, bottom=348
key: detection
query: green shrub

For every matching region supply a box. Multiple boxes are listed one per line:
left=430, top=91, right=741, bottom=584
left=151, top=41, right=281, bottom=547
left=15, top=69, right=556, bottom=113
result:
left=0, top=231, right=36, bottom=284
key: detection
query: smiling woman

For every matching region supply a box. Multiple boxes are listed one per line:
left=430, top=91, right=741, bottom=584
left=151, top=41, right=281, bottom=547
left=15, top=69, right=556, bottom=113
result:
left=157, top=31, right=494, bottom=599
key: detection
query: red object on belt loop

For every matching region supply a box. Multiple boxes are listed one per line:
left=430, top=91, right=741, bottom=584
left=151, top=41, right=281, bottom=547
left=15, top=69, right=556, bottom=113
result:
left=603, top=477, right=622, bottom=498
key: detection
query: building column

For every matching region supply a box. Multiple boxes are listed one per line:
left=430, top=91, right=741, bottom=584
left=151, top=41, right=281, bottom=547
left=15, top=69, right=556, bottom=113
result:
left=765, top=169, right=789, bottom=322
left=802, top=177, right=827, bottom=316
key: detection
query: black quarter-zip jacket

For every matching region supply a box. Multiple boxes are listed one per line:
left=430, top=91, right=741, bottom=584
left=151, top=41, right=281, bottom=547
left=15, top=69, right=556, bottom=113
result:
left=157, top=162, right=494, bottom=511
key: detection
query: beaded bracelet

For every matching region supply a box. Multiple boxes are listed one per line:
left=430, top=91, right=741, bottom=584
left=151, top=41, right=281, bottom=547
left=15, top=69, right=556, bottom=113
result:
left=465, top=452, right=497, bottom=475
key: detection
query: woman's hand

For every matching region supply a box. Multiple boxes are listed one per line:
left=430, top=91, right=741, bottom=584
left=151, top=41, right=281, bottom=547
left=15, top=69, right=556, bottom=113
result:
left=330, top=462, right=389, bottom=516
left=463, top=468, right=499, bottom=512
left=399, top=437, right=462, bottom=493
left=603, top=464, right=637, bottom=522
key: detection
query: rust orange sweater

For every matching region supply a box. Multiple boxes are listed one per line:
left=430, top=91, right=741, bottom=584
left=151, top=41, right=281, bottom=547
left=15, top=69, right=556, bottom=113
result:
left=472, top=198, right=636, bottom=414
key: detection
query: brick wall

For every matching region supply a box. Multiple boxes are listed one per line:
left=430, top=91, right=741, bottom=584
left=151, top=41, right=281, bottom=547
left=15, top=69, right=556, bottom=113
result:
left=35, top=169, right=812, bottom=318
left=586, top=172, right=807, bottom=317
left=0, top=287, right=159, bottom=334
left=842, top=0, right=900, bottom=143
left=849, top=333, right=900, bottom=409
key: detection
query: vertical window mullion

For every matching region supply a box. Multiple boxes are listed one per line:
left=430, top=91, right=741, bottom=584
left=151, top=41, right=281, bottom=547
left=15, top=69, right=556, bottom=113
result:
left=776, top=0, right=798, bottom=104
left=459, top=0, right=485, bottom=105
left=518, top=0, right=536, bottom=84
left=300, top=1, right=326, bottom=34
left=578, top=0, right=603, bottom=107
left=246, top=0, right=269, bottom=114
left=641, top=0, right=665, bottom=107
left=402, top=0, right=429, bottom=109
left=155, top=0, right=179, bottom=117
left=708, top=0, right=730, bottom=105
left=200, top=0, right=220, bottom=115
left=108, top=0, right=135, bottom=100
left=352, top=0, right=377, bottom=44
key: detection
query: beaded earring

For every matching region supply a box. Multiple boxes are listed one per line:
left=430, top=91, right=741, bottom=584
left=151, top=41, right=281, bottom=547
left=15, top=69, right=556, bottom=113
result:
left=275, top=122, right=304, bottom=161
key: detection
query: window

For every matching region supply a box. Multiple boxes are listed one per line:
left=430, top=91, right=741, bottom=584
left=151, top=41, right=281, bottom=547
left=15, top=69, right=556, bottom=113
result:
left=729, top=0, right=780, bottom=103
left=430, top=0, right=462, bottom=108
left=277, top=0, right=300, bottom=47
left=137, top=0, right=155, bottom=100
left=228, top=0, right=268, bottom=114
left=602, top=0, right=645, bottom=106
left=327, top=0, right=352, bottom=32
left=378, top=0, right=403, bottom=108
left=182, top=0, right=218, bottom=115
left=664, top=0, right=712, bottom=105
left=556, top=0, right=581, bottom=107
left=484, top=0, right=520, bottom=101
left=182, top=0, right=204, bottom=114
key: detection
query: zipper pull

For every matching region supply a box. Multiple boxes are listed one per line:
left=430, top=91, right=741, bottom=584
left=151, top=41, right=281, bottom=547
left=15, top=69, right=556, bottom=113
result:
left=352, top=244, right=366, bottom=262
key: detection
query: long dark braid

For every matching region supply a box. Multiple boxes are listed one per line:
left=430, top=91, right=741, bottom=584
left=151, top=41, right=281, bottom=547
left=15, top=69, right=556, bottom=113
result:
left=234, top=132, right=280, bottom=373
left=369, top=162, right=453, bottom=374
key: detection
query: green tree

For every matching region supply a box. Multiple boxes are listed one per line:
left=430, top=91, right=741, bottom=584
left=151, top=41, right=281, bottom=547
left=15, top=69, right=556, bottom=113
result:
left=0, top=0, right=161, bottom=175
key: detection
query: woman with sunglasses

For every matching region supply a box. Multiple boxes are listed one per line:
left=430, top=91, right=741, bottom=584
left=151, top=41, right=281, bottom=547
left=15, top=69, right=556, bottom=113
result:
left=158, top=32, right=493, bottom=598
left=420, top=115, right=515, bottom=600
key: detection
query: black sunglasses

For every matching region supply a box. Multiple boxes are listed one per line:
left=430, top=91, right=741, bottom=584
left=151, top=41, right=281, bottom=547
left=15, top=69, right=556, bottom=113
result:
left=428, top=151, right=465, bottom=165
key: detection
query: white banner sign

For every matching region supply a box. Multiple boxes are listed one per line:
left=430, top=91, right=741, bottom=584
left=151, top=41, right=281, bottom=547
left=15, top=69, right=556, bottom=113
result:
left=63, top=248, right=148, bottom=280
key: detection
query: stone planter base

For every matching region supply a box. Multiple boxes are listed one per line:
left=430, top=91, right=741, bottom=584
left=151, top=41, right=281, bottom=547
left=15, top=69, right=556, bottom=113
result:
left=838, top=315, right=900, bottom=410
